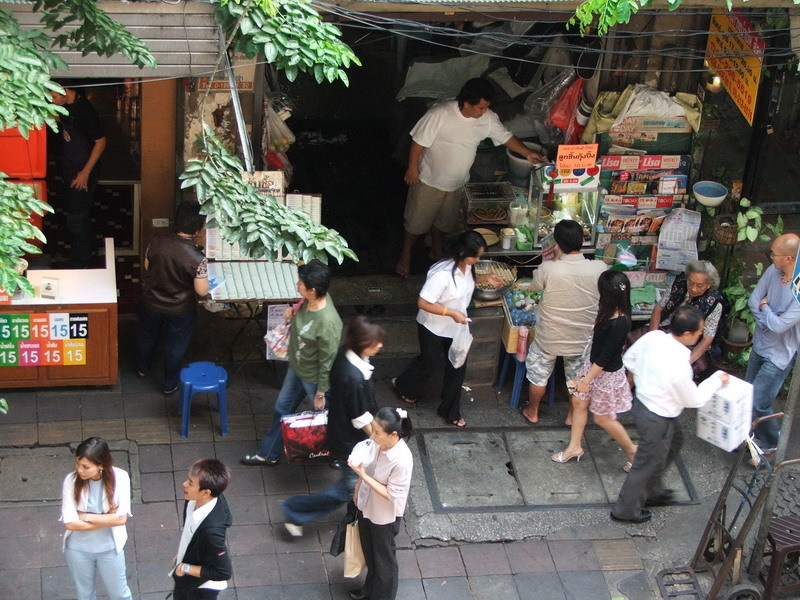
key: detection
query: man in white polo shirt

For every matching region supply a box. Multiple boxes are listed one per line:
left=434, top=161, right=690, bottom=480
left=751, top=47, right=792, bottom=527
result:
left=395, top=77, right=545, bottom=277
left=611, top=305, right=729, bottom=524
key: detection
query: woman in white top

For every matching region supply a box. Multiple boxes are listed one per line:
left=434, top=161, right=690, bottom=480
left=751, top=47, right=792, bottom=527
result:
left=392, top=231, right=500, bottom=427
left=61, top=437, right=132, bottom=600
left=348, top=407, right=413, bottom=600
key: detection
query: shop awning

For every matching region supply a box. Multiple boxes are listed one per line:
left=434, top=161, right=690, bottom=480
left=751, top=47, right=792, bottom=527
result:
left=4, top=1, right=222, bottom=78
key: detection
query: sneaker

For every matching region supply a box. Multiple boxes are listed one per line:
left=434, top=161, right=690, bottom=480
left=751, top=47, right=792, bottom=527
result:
left=163, top=384, right=179, bottom=395
left=240, top=454, right=279, bottom=466
left=284, top=523, right=303, bottom=537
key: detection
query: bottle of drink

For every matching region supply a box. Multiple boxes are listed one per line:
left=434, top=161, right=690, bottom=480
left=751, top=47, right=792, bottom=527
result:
left=516, top=325, right=528, bottom=362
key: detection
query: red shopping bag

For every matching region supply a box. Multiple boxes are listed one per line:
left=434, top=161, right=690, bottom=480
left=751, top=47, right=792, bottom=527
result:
left=280, top=410, right=331, bottom=462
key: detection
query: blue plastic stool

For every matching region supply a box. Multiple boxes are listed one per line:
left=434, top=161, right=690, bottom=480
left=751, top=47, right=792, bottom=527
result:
left=497, top=352, right=555, bottom=409
left=178, top=361, right=229, bottom=438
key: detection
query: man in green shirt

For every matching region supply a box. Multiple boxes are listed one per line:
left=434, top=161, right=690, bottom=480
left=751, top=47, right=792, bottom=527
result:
left=242, top=260, right=343, bottom=466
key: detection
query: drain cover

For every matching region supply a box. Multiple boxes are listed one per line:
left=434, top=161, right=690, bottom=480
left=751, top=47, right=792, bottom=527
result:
left=418, top=428, right=696, bottom=513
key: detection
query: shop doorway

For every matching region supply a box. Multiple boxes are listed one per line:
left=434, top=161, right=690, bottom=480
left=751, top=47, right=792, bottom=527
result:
left=44, top=80, right=141, bottom=268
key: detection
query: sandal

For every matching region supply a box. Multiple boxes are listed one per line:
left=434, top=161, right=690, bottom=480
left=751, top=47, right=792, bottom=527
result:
left=623, top=461, right=633, bottom=473
left=390, top=378, right=418, bottom=404
left=447, top=418, right=466, bottom=427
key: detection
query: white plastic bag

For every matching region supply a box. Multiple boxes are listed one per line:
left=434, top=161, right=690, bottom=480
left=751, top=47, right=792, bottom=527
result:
left=448, top=324, right=473, bottom=369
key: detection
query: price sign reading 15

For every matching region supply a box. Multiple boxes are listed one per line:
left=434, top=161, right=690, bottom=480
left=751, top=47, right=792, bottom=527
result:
left=50, top=313, right=70, bottom=340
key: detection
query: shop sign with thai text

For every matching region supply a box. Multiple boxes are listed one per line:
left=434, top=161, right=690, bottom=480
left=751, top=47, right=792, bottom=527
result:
left=556, top=144, right=598, bottom=170
left=706, top=9, right=764, bottom=125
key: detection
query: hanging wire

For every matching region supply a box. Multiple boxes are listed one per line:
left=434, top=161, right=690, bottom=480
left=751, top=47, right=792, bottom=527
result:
left=44, top=1, right=800, bottom=87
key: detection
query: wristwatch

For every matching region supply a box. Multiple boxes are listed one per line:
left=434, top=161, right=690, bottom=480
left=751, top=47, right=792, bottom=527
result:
left=182, top=563, right=191, bottom=575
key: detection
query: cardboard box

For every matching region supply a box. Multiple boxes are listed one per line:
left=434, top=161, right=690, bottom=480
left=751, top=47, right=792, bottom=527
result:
left=696, top=412, right=749, bottom=452
left=697, top=374, right=753, bottom=451
left=701, top=376, right=753, bottom=425
left=599, top=116, right=693, bottom=155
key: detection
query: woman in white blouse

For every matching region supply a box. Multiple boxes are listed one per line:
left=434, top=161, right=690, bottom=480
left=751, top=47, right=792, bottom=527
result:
left=61, top=437, right=132, bottom=600
left=347, top=407, right=414, bottom=600
left=392, top=231, right=499, bottom=427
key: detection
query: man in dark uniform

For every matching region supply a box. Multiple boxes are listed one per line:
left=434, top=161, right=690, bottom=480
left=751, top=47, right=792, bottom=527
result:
left=52, top=82, right=106, bottom=268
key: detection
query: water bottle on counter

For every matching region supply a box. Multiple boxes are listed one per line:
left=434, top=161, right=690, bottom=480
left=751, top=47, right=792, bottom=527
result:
left=516, top=325, right=528, bottom=362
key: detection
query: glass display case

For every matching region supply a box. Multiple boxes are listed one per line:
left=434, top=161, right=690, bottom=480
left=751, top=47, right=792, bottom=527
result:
left=527, top=164, right=603, bottom=249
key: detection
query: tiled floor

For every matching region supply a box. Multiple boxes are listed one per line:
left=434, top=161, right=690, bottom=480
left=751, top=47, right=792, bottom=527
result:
left=0, top=316, right=665, bottom=599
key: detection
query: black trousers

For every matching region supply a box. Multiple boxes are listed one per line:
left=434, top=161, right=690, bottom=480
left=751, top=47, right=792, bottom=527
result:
left=359, top=513, right=402, bottom=600
left=173, top=586, right=220, bottom=599
left=612, top=399, right=682, bottom=520
left=394, top=323, right=466, bottom=421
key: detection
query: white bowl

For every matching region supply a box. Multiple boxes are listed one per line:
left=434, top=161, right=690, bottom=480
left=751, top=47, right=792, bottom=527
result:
left=693, top=181, right=727, bottom=207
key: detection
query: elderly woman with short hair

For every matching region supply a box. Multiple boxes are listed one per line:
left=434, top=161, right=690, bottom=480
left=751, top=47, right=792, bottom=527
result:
left=648, top=259, right=724, bottom=373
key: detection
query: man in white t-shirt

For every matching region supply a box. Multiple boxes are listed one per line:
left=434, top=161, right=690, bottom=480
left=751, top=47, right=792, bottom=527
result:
left=395, top=78, right=546, bottom=277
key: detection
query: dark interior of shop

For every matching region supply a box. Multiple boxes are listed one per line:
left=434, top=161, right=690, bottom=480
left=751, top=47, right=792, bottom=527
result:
left=35, top=17, right=800, bottom=286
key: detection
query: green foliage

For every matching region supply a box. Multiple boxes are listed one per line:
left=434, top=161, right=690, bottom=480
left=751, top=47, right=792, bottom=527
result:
left=1, top=0, right=157, bottom=134
left=181, top=125, right=358, bottom=265
left=570, top=0, right=683, bottom=35
left=0, top=8, right=67, bottom=135
left=722, top=260, right=763, bottom=338
left=34, top=0, right=156, bottom=69
left=0, top=173, right=53, bottom=297
left=215, top=0, right=360, bottom=84
left=720, top=212, right=784, bottom=364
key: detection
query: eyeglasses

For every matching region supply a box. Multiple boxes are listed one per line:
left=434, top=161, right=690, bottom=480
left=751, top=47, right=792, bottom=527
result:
left=766, top=251, right=791, bottom=260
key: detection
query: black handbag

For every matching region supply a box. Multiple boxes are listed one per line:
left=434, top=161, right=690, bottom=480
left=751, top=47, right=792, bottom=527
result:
left=329, top=501, right=358, bottom=556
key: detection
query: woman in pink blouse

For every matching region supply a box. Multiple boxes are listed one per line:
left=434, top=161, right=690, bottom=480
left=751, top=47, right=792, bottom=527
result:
left=347, top=407, right=414, bottom=600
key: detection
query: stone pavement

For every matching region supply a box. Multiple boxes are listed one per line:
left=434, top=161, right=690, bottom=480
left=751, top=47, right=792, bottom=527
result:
left=0, top=313, right=797, bottom=600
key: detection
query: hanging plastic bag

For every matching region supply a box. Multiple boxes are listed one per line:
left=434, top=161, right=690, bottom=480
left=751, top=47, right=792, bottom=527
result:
left=448, top=324, right=473, bottom=369
left=263, top=104, right=296, bottom=153
left=548, top=78, right=584, bottom=133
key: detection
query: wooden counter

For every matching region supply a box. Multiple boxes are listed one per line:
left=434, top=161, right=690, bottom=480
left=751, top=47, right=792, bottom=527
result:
left=0, top=238, right=118, bottom=388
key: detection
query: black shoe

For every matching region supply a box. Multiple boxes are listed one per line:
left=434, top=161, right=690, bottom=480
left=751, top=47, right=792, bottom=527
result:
left=610, top=509, right=652, bottom=524
left=348, top=591, right=368, bottom=600
left=240, top=454, right=279, bottom=466
left=645, top=490, right=677, bottom=507
left=163, top=384, right=179, bottom=395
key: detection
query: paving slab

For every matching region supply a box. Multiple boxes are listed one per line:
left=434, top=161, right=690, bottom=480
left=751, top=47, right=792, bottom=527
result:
left=421, top=430, right=524, bottom=509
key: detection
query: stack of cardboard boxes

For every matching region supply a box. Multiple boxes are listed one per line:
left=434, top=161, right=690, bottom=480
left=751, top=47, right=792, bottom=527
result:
left=696, top=373, right=753, bottom=452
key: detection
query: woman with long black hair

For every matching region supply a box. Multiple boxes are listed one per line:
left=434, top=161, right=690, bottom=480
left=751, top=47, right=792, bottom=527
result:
left=392, top=230, right=499, bottom=427
left=61, top=437, right=132, bottom=600
left=552, top=271, right=638, bottom=472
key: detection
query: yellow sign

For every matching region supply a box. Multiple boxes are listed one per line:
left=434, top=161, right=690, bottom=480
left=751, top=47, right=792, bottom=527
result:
left=706, top=9, right=764, bottom=125
left=556, top=144, right=599, bottom=170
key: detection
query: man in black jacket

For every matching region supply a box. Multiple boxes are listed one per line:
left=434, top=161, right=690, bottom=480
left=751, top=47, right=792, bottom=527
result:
left=173, top=459, right=233, bottom=599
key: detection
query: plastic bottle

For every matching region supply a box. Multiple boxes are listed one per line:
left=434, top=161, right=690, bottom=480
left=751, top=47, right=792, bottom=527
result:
left=516, top=326, right=529, bottom=362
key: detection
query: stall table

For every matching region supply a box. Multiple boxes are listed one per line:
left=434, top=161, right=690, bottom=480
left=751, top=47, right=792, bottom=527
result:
left=0, top=238, right=118, bottom=388
left=206, top=260, right=300, bottom=370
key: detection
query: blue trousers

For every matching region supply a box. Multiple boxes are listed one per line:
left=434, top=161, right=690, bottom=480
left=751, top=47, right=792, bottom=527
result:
left=746, top=350, right=794, bottom=449
left=136, top=303, right=197, bottom=392
left=282, top=466, right=357, bottom=524
left=257, top=365, right=318, bottom=460
left=65, top=547, right=132, bottom=600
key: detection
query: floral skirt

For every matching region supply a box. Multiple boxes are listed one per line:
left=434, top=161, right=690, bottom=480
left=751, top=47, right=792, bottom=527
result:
left=572, top=360, right=633, bottom=419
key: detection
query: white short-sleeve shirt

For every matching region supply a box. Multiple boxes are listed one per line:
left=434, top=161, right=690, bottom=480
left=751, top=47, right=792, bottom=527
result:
left=411, top=101, right=512, bottom=191
left=416, top=259, right=475, bottom=338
